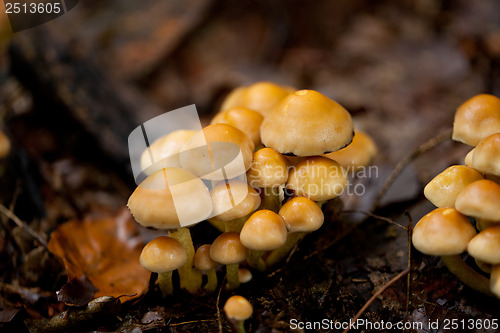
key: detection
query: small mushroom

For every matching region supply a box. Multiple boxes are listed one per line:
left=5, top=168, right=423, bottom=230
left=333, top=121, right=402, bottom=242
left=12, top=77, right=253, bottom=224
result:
left=470, top=133, right=500, bottom=176
left=323, top=130, right=377, bottom=173
left=266, top=196, right=324, bottom=266
left=452, top=93, right=500, bottom=146
left=211, top=107, right=264, bottom=148
left=424, top=165, right=483, bottom=208
left=455, top=179, right=500, bottom=221
left=467, top=226, right=500, bottom=265
left=412, top=207, right=490, bottom=294
left=240, top=210, right=287, bottom=271
left=210, top=232, right=248, bottom=290
left=238, top=268, right=252, bottom=284
left=140, top=236, right=187, bottom=296
left=260, top=89, right=354, bottom=156
left=223, top=295, right=253, bottom=333
left=210, top=180, right=261, bottom=232
left=194, top=244, right=219, bottom=294
left=286, top=156, right=348, bottom=201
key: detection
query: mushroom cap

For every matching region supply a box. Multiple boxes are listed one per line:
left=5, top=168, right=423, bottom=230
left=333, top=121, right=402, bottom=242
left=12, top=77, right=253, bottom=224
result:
left=286, top=156, right=348, bottom=201
left=127, top=167, right=213, bottom=229
left=180, top=124, right=254, bottom=181
left=323, top=130, right=377, bottom=171
left=211, top=107, right=264, bottom=147
left=471, top=133, right=500, bottom=176
left=424, top=165, right=483, bottom=208
left=247, top=148, right=289, bottom=188
left=140, top=130, right=196, bottom=175
left=210, top=180, right=261, bottom=221
left=278, top=196, right=324, bottom=233
left=0, top=131, right=10, bottom=159
left=194, top=244, right=218, bottom=271
left=452, top=94, right=500, bottom=146
left=220, top=81, right=294, bottom=116
left=210, top=232, right=248, bottom=265
left=224, top=295, right=253, bottom=321
left=240, top=210, right=287, bottom=251
left=455, top=179, right=500, bottom=221
left=260, top=89, right=354, bottom=156
left=238, top=268, right=253, bottom=283
left=490, top=265, right=500, bottom=298
left=464, top=149, right=474, bottom=167
left=467, top=226, right=500, bottom=264
left=412, top=207, right=476, bottom=256
left=139, top=236, right=187, bottom=273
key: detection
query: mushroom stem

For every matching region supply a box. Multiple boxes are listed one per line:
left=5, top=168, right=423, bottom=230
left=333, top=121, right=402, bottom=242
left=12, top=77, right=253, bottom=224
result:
left=441, top=255, right=492, bottom=296
left=258, top=188, right=281, bottom=213
left=225, top=217, right=247, bottom=233
left=227, top=318, right=246, bottom=333
left=265, top=232, right=305, bottom=267
left=204, top=268, right=218, bottom=294
left=247, top=250, right=266, bottom=271
left=226, top=263, right=240, bottom=290
left=157, top=271, right=174, bottom=297
left=169, top=228, right=202, bottom=294
left=208, top=219, right=225, bottom=233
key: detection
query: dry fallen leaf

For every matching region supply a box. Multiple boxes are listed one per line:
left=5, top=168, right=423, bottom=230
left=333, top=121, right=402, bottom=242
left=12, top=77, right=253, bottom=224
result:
left=48, top=208, right=149, bottom=302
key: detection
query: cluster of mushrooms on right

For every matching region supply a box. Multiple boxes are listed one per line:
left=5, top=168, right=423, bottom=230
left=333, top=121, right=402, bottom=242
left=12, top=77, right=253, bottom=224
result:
left=413, top=93, right=500, bottom=298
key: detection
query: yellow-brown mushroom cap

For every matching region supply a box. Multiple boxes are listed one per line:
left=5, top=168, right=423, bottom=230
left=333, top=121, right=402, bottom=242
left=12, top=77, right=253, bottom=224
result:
left=223, top=295, right=253, bottom=321
left=286, top=156, right=348, bottom=201
left=412, top=207, right=476, bottom=256
left=424, top=165, right=483, bottom=208
left=464, top=149, right=474, bottom=167
left=260, top=90, right=354, bottom=156
left=490, top=265, right=500, bottom=298
left=127, top=167, right=213, bottom=229
left=247, top=148, right=289, bottom=188
left=180, top=124, right=254, bottom=181
left=455, top=179, right=500, bottom=221
left=279, top=196, right=324, bottom=233
left=323, top=130, right=377, bottom=171
left=140, top=236, right=187, bottom=273
left=240, top=210, right=287, bottom=251
left=140, top=130, right=196, bottom=175
left=211, top=107, right=264, bottom=148
left=467, top=226, right=500, bottom=264
left=220, top=81, right=294, bottom=116
left=210, top=180, right=261, bottom=221
left=194, top=244, right=218, bottom=271
left=452, top=94, right=500, bottom=146
left=210, top=232, right=248, bottom=265
left=471, top=133, right=500, bottom=176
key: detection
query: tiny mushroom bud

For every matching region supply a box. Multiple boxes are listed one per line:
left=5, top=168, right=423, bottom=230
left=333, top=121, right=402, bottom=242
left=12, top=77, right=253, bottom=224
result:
left=286, top=156, right=348, bottom=201
left=211, top=107, right=264, bottom=148
left=452, top=93, right=500, bottom=146
left=260, top=89, right=354, bottom=156
left=210, top=180, right=261, bottom=232
left=455, top=179, right=500, bottom=221
left=194, top=244, right=219, bottom=294
left=240, top=210, right=287, bottom=270
left=210, top=232, right=248, bottom=290
left=412, top=207, right=490, bottom=294
left=266, top=196, right=325, bottom=266
left=224, top=295, right=253, bottom=333
left=238, top=268, right=252, bottom=284
left=140, top=236, right=187, bottom=296
left=180, top=124, right=254, bottom=181
left=467, top=226, right=500, bottom=265
left=424, top=165, right=483, bottom=208
left=470, top=133, right=500, bottom=176
left=323, top=130, right=377, bottom=172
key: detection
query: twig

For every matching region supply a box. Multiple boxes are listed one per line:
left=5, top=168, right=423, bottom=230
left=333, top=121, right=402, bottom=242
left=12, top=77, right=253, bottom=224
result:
left=0, top=203, right=48, bottom=248
left=216, top=276, right=225, bottom=333
left=371, top=128, right=452, bottom=212
left=404, top=211, right=413, bottom=328
left=342, top=268, right=410, bottom=333
left=170, top=319, right=217, bottom=327
left=341, top=210, right=406, bottom=229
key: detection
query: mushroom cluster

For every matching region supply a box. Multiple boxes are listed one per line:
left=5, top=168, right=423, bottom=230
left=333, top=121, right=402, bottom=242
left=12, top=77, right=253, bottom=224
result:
left=413, top=93, right=500, bottom=298
left=127, top=81, right=377, bottom=296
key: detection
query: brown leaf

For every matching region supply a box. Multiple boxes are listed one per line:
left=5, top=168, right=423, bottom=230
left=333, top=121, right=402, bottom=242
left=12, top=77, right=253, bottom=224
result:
left=48, top=209, right=149, bottom=302
left=56, top=276, right=99, bottom=307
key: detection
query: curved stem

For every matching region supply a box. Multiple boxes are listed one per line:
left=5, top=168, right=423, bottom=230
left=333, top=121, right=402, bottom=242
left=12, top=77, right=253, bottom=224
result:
left=441, top=255, right=492, bottom=296
left=247, top=250, right=265, bottom=271
left=158, top=271, right=173, bottom=297
left=204, top=268, right=218, bottom=294
left=169, top=228, right=202, bottom=294
left=226, top=263, right=240, bottom=290
left=265, top=232, right=305, bottom=267
left=258, top=187, right=281, bottom=213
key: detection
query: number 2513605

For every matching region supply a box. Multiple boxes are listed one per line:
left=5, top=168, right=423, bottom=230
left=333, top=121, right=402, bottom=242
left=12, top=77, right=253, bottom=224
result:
left=5, top=2, right=62, bottom=14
